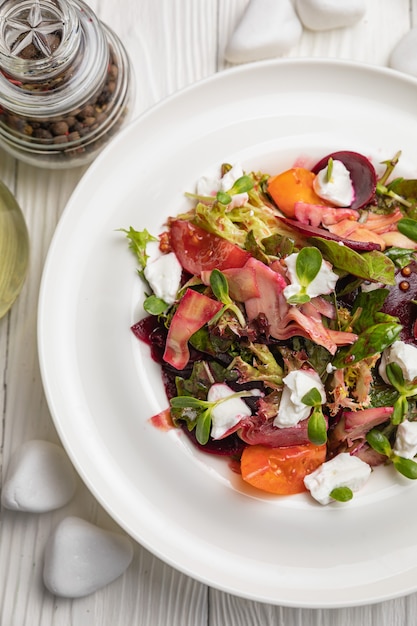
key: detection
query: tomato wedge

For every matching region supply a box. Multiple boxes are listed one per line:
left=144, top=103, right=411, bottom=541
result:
left=163, top=288, right=222, bottom=370
left=169, top=219, right=251, bottom=275
left=240, top=442, right=327, bottom=495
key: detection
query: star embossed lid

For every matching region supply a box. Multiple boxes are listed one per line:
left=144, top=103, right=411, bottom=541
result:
left=0, top=0, right=81, bottom=81
left=0, top=0, right=133, bottom=167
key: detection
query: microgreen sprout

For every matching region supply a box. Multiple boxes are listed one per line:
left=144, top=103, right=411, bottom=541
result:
left=378, top=151, right=402, bottom=187
left=326, top=157, right=334, bottom=183
left=286, top=247, right=323, bottom=305
left=209, top=269, right=246, bottom=327
left=366, top=428, right=417, bottom=480
left=385, top=362, right=417, bottom=425
left=376, top=183, right=413, bottom=209
left=216, top=175, right=254, bottom=206
left=329, top=486, right=353, bottom=503
left=302, top=387, right=327, bottom=446
left=170, top=389, right=256, bottom=445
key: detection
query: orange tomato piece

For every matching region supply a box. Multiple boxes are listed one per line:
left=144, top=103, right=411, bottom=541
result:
left=267, top=167, right=325, bottom=218
left=240, top=442, right=327, bottom=495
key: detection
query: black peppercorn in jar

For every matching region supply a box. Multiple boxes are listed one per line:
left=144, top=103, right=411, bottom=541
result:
left=0, top=0, right=133, bottom=168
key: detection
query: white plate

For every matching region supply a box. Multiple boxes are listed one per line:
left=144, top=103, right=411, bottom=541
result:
left=38, top=59, right=417, bottom=608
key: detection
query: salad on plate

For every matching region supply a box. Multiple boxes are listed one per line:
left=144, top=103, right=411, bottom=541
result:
left=123, top=149, right=417, bottom=505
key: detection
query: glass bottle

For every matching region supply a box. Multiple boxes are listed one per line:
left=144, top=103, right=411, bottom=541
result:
left=0, top=0, right=133, bottom=168
left=0, top=180, right=29, bottom=318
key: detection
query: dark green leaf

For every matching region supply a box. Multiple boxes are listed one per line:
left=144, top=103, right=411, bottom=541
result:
left=307, top=409, right=327, bottom=446
left=332, top=322, right=402, bottom=369
left=392, top=455, right=417, bottom=479
left=143, top=295, right=168, bottom=315
left=262, top=233, right=294, bottom=258
left=330, top=486, right=353, bottom=502
left=361, top=251, right=396, bottom=285
left=309, top=237, right=396, bottom=284
left=397, top=218, right=417, bottom=243
left=390, top=178, right=417, bottom=203
left=384, top=247, right=416, bottom=269
left=350, top=288, right=390, bottom=334
left=366, top=429, right=392, bottom=457
left=296, top=247, right=322, bottom=287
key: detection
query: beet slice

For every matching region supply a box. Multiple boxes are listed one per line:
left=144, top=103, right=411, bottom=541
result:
left=381, top=260, right=417, bottom=345
left=276, top=216, right=381, bottom=252
left=312, top=150, right=377, bottom=210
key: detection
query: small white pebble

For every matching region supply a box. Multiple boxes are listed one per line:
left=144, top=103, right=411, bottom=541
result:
left=225, top=0, right=302, bottom=64
left=295, top=0, right=366, bottom=31
left=43, top=516, right=134, bottom=598
left=389, top=28, right=417, bottom=78
left=1, top=440, right=77, bottom=512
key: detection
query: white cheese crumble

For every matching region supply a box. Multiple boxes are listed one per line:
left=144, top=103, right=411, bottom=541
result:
left=207, top=383, right=252, bottom=440
left=393, top=420, right=417, bottom=459
left=196, top=162, right=249, bottom=209
left=313, top=159, right=354, bottom=207
left=144, top=252, right=182, bottom=305
left=378, top=340, right=417, bottom=385
left=283, top=252, right=338, bottom=302
left=273, top=369, right=326, bottom=428
left=304, top=453, right=372, bottom=505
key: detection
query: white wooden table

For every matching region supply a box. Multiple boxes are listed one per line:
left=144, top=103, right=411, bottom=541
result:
left=1, top=1, right=416, bottom=624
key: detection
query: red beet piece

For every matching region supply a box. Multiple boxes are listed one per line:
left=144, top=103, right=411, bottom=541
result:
left=312, top=150, right=377, bottom=210
left=381, top=261, right=417, bottom=345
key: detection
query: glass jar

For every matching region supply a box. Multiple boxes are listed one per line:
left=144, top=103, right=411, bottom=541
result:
left=0, top=0, right=133, bottom=168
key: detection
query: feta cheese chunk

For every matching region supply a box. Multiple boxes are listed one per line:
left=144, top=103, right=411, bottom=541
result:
left=378, top=340, right=417, bottom=385
left=304, top=453, right=371, bottom=505
left=313, top=159, right=354, bottom=207
left=283, top=252, right=338, bottom=302
left=144, top=252, right=182, bottom=305
left=207, top=383, right=252, bottom=440
left=273, top=369, right=326, bottom=428
left=196, top=162, right=249, bottom=209
left=393, top=420, right=417, bottom=459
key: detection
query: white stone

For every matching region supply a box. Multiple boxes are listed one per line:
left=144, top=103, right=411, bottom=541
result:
left=1, top=440, right=77, bottom=512
left=224, top=0, right=302, bottom=64
left=389, top=28, right=417, bottom=78
left=295, top=0, right=365, bottom=31
left=43, top=516, right=134, bottom=598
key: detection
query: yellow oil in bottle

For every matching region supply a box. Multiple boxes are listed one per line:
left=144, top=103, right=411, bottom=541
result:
left=0, top=181, right=29, bottom=318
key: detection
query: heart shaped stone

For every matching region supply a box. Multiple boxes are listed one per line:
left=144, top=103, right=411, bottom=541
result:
left=224, top=0, right=302, bottom=64
left=43, top=516, right=134, bottom=598
left=295, top=0, right=366, bottom=31
left=1, top=439, right=77, bottom=512
left=389, top=28, right=417, bottom=78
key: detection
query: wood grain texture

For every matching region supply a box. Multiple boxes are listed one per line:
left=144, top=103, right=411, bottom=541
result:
left=1, top=1, right=416, bottom=625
